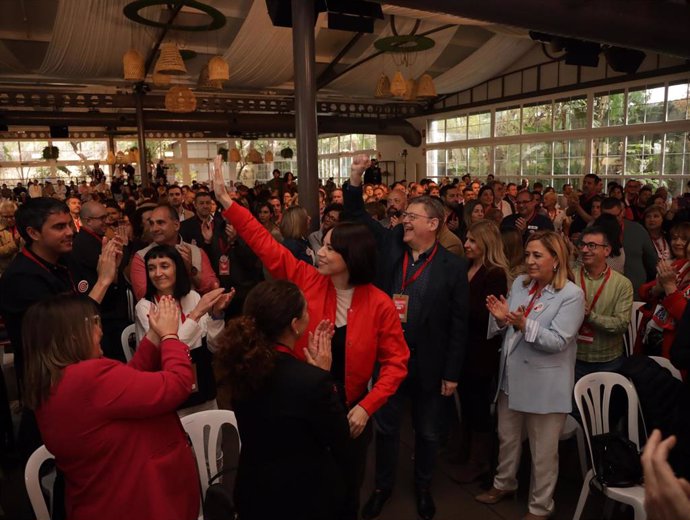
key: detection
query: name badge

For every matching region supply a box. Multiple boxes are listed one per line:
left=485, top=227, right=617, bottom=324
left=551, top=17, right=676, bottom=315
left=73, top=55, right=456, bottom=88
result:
left=219, top=254, right=230, bottom=276
left=577, top=322, right=595, bottom=344
left=392, top=294, right=409, bottom=323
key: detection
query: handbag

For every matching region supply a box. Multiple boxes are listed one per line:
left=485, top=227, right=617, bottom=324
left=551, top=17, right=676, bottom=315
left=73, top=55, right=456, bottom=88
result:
left=203, top=467, right=238, bottom=520
left=591, top=432, right=643, bottom=487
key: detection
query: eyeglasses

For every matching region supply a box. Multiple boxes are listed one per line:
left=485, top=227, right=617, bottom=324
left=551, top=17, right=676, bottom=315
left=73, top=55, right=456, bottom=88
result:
left=87, top=215, right=108, bottom=221
left=577, top=241, right=609, bottom=251
left=516, top=199, right=532, bottom=205
left=401, top=211, right=437, bottom=222
left=85, top=315, right=102, bottom=327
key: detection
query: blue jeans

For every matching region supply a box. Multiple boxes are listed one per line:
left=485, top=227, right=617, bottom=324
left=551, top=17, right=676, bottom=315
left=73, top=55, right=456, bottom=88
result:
left=373, top=360, right=444, bottom=490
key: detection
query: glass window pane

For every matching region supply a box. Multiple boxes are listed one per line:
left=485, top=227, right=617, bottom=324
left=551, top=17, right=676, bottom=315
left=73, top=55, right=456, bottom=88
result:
left=467, top=113, right=490, bottom=140
left=447, top=148, right=468, bottom=176
left=554, top=96, right=587, bottom=131
left=362, top=134, right=377, bottom=150
left=468, top=146, right=491, bottom=175
left=494, top=144, right=521, bottom=177
left=664, top=132, right=689, bottom=175
left=522, top=102, right=553, bottom=134
left=446, top=116, right=468, bottom=141
left=428, top=120, right=445, bottom=143
left=553, top=139, right=586, bottom=176
left=667, top=82, right=690, bottom=121
left=627, top=85, right=665, bottom=124
left=592, top=136, right=624, bottom=176
left=521, top=142, right=552, bottom=176
left=19, top=141, right=49, bottom=161
left=51, top=141, right=83, bottom=161
left=339, top=135, right=352, bottom=153
left=0, top=141, right=21, bottom=162
left=426, top=149, right=447, bottom=179
left=495, top=107, right=521, bottom=137
left=626, top=134, right=663, bottom=177
left=593, top=90, right=625, bottom=127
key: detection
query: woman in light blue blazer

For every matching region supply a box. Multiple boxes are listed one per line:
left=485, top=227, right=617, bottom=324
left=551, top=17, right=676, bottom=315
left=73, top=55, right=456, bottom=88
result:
left=476, top=231, right=585, bottom=520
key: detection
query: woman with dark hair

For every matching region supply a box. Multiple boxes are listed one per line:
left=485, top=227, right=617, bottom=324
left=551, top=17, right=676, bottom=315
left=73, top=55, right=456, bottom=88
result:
left=216, top=280, right=349, bottom=520
left=478, top=185, right=495, bottom=212
left=213, top=157, right=408, bottom=520
left=254, top=200, right=282, bottom=241
left=645, top=204, right=671, bottom=260
left=25, top=294, right=199, bottom=520
left=135, top=245, right=233, bottom=415
left=459, top=199, right=485, bottom=241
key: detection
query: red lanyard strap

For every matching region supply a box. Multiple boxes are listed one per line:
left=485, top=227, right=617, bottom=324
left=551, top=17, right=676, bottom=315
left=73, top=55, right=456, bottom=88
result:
left=21, top=249, right=78, bottom=294
left=580, top=267, right=611, bottom=312
left=401, top=242, right=439, bottom=293
left=524, top=283, right=542, bottom=317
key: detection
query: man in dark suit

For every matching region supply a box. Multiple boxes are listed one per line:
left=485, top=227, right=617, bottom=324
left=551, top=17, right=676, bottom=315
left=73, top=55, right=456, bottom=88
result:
left=500, top=190, right=554, bottom=243
left=345, top=156, right=468, bottom=520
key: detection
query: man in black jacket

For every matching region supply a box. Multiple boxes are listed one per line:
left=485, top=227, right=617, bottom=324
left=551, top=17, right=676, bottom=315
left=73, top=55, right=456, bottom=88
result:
left=345, top=155, right=468, bottom=520
left=500, top=190, right=554, bottom=243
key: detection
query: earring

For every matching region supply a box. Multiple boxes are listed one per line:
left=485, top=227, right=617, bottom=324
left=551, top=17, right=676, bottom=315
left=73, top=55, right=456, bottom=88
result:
left=553, top=264, right=558, bottom=272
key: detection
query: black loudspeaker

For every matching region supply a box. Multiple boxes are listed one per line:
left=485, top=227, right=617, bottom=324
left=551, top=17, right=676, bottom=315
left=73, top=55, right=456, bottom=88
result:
left=605, top=47, right=646, bottom=74
left=49, top=125, right=69, bottom=138
left=265, top=0, right=324, bottom=27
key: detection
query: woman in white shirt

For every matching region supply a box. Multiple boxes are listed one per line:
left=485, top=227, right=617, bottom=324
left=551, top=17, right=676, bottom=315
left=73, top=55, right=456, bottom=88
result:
left=135, top=244, right=233, bottom=416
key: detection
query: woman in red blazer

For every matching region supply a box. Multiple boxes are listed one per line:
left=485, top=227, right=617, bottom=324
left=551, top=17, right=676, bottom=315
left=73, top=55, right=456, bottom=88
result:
left=24, top=295, right=199, bottom=520
left=213, top=159, right=409, bottom=520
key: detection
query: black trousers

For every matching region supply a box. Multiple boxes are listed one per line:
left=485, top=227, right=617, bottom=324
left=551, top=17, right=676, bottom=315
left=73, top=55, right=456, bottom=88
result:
left=339, top=419, right=373, bottom=520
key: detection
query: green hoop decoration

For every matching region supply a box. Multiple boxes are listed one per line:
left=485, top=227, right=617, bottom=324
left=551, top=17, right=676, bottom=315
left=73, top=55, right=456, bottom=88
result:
left=123, top=0, right=226, bottom=32
left=374, top=35, right=435, bottom=53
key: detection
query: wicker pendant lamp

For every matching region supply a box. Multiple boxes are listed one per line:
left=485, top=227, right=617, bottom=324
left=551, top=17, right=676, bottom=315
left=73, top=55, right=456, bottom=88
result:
left=375, top=73, right=392, bottom=98
left=154, top=42, right=187, bottom=75
left=390, top=71, right=407, bottom=97
left=246, top=149, right=262, bottom=164
left=229, top=148, right=241, bottom=162
left=197, top=64, right=223, bottom=91
left=403, top=78, right=418, bottom=101
left=165, top=86, right=197, bottom=113
left=123, top=49, right=145, bottom=81
left=265, top=150, right=274, bottom=162
left=207, top=56, right=229, bottom=81
left=106, top=151, right=116, bottom=165
left=416, top=73, right=437, bottom=98
left=152, top=72, right=171, bottom=87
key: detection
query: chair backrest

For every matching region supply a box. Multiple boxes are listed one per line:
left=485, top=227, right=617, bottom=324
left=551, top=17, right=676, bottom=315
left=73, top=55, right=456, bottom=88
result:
left=574, top=371, right=643, bottom=471
left=181, top=409, right=241, bottom=498
left=120, top=324, right=136, bottom=362
left=25, top=445, right=54, bottom=520
left=624, top=301, right=645, bottom=356
left=126, top=287, right=135, bottom=323
left=649, top=355, right=682, bottom=381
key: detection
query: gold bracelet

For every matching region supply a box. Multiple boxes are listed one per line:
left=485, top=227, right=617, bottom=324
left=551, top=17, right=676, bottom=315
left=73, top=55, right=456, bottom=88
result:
left=160, top=334, right=179, bottom=342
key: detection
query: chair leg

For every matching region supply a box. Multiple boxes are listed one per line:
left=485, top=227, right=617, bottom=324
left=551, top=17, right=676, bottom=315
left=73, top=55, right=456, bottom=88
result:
left=572, top=470, right=593, bottom=520
left=575, top=425, right=588, bottom=480
left=632, top=499, right=647, bottom=520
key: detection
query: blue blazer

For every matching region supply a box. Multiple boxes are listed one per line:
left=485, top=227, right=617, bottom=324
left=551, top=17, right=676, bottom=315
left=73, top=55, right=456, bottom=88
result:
left=489, top=275, right=585, bottom=414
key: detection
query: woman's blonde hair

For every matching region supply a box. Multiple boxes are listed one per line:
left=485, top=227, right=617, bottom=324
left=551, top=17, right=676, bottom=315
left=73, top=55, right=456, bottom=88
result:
left=279, top=206, right=309, bottom=239
left=468, top=220, right=512, bottom=285
left=523, top=231, right=574, bottom=290
left=23, top=295, right=99, bottom=409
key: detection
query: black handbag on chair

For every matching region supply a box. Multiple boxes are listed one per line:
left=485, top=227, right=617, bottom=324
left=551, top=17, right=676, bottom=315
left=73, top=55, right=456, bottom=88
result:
left=203, top=467, right=238, bottom=520
left=591, top=432, right=643, bottom=487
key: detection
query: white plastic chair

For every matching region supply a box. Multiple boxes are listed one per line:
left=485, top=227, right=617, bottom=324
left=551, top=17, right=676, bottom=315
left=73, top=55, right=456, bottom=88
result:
left=126, top=288, right=135, bottom=323
left=649, top=355, right=682, bottom=381
left=25, top=445, right=55, bottom=520
left=181, top=409, right=241, bottom=501
left=572, top=372, right=646, bottom=520
left=623, top=301, right=645, bottom=356
left=120, top=324, right=136, bottom=362
left=560, top=415, right=588, bottom=480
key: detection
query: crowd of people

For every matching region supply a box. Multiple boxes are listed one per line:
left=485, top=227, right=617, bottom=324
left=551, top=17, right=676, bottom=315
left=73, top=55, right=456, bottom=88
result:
left=0, top=154, right=689, bottom=520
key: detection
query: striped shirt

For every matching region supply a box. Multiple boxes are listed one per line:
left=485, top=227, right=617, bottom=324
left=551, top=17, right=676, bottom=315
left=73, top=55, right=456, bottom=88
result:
left=574, top=265, right=633, bottom=362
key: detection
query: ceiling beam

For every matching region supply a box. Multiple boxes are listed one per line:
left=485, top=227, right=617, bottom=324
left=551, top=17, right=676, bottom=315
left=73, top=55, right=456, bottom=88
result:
left=385, top=0, right=690, bottom=58
left=316, top=32, right=365, bottom=89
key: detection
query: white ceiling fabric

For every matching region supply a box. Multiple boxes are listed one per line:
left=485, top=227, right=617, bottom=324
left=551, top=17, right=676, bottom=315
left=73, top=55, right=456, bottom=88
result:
left=432, top=33, right=535, bottom=94
left=327, top=21, right=457, bottom=96
left=38, top=0, right=155, bottom=78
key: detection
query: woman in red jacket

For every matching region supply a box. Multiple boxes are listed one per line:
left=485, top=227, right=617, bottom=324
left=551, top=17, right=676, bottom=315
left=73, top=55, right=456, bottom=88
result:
left=24, top=295, right=199, bottom=520
left=638, top=223, right=690, bottom=358
left=213, top=158, right=409, bottom=520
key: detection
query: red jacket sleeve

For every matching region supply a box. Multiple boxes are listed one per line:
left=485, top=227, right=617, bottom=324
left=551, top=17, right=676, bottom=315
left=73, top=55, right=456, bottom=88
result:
left=358, top=298, right=409, bottom=415
left=663, top=290, right=689, bottom=321
left=90, top=338, right=193, bottom=419
left=639, top=279, right=656, bottom=302
left=128, top=336, right=161, bottom=372
left=196, top=248, right=219, bottom=294
left=222, top=203, right=321, bottom=289
left=130, top=253, right=147, bottom=301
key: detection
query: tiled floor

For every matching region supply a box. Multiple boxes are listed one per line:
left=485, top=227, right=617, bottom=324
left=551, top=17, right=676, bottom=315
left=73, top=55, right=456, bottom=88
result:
left=0, top=405, right=626, bottom=520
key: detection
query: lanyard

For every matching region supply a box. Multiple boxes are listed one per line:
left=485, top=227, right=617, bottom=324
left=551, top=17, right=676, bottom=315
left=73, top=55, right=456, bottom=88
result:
left=81, top=227, right=102, bottom=243
left=21, top=248, right=77, bottom=294
left=524, top=283, right=542, bottom=317
left=580, top=266, right=612, bottom=312
left=401, top=242, right=439, bottom=293
left=274, top=343, right=298, bottom=358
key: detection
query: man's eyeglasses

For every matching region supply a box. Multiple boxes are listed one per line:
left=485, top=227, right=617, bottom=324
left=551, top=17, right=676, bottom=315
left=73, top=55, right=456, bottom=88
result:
left=87, top=215, right=108, bottom=221
left=577, top=241, right=609, bottom=251
left=401, top=211, right=437, bottom=221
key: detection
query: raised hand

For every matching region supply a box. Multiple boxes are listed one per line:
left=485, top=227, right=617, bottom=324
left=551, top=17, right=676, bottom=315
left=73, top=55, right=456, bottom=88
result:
left=211, top=288, right=236, bottom=318
left=349, top=153, right=371, bottom=187
left=515, top=217, right=527, bottom=232
left=506, top=306, right=526, bottom=332
left=486, top=294, right=510, bottom=324
left=642, top=429, right=690, bottom=520
left=304, top=319, right=334, bottom=371
left=96, top=236, right=123, bottom=285
left=149, top=295, right=180, bottom=338
left=176, top=243, right=193, bottom=276
left=657, top=259, right=677, bottom=294
left=189, top=287, right=226, bottom=321
left=213, top=154, right=233, bottom=209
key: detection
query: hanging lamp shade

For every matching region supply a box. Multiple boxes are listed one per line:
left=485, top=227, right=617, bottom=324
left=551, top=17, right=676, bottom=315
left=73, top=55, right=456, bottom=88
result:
left=265, top=150, right=274, bottom=162
left=207, top=56, right=229, bottom=81
left=164, top=86, right=197, bottom=113
left=246, top=149, right=262, bottom=164
left=115, top=151, right=125, bottom=164
left=197, top=64, right=223, bottom=91
left=229, top=148, right=241, bottom=162
left=416, top=73, right=437, bottom=98
left=154, top=42, right=187, bottom=75
left=390, top=71, right=407, bottom=97
left=106, top=151, right=116, bottom=165
left=152, top=72, right=171, bottom=87
left=123, top=49, right=145, bottom=82
left=403, top=78, right=418, bottom=101
left=375, top=73, right=391, bottom=98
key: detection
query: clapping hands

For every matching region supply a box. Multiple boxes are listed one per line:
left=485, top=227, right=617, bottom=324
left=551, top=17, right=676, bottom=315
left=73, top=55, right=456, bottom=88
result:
left=304, top=319, right=335, bottom=371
